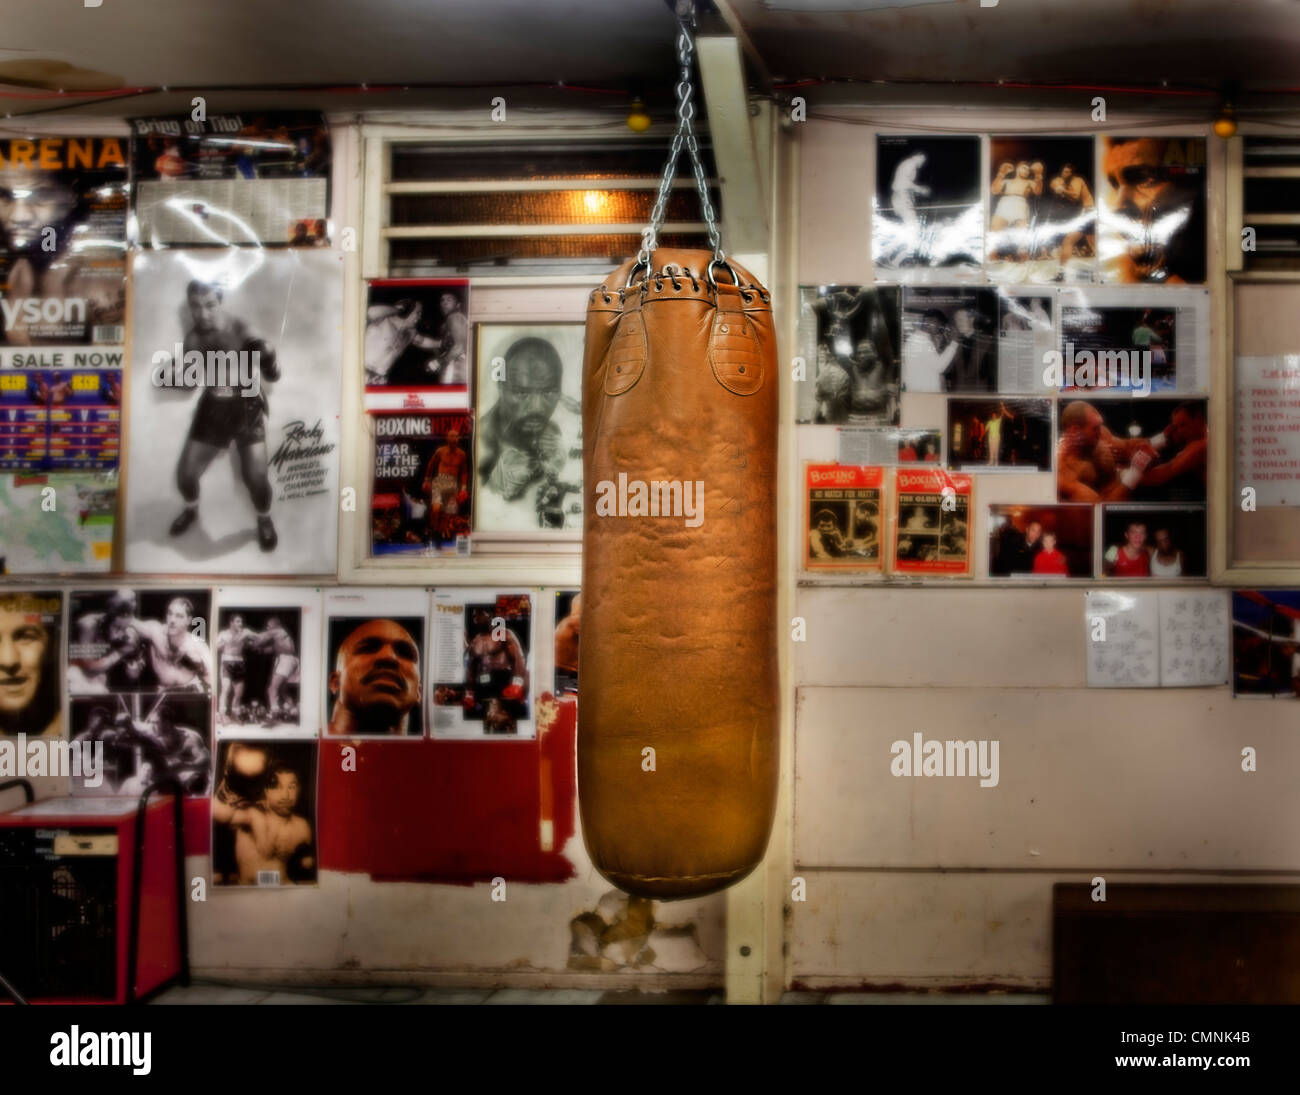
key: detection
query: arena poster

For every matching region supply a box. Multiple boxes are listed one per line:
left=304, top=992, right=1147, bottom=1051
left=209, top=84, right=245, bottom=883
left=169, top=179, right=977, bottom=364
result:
left=371, top=411, right=473, bottom=556
left=988, top=503, right=1094, bottom=579
left=66, top=588, right=214, bottom=796
left=430, top=588, right=536, bottom=740
left=1232, top=590, right=1300, bottom=699
left=474, top=323, right=583, bottom=533
left=947, top=397, right=1052, bottom=472
left=996, top=289, right=1055, bottom=393
left=1099, top=504, right=1207, bottom=579
left=363, top=279, right=470, bottom=412
left=901, top=286, right=998, bottom=393
left=130, top=111, right=330, bottom=247
left=804, top=463, right=886, bottom=572
left=987, top=136, right=1097, bottom=285
left=214, top=586, right=320, bottom=737
left=836, top=426, right=942, bottom=467
left=1056, top=397, right=1207, bottom=504
left=873, top=135, right=983, bottom=279
left=211, top=739, right=317, bottom=888
left=124, top=249, right=343, bottom=574
left=323, top=588, right=425, bottom=739
left=796, top=286, right=901, bottom=425
left=554, top=590, right=580, bottom=697
left=1098, top=136, right=1207, bottom=285
left=0, top=471, right=116, bottom=574
left=0, top=136, right=128, bottom=354
left=892, top=468, right=973, bottom=577
left=0, top=589, right=63, bottom=739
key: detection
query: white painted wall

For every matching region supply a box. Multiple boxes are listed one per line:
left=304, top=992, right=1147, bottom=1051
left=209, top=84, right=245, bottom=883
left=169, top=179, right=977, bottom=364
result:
left=786, top=111, right=1293, bottom=990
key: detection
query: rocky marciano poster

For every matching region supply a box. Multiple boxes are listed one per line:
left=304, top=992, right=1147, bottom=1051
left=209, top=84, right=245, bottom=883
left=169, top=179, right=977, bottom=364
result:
left=125, top=249, right=343, bottom=574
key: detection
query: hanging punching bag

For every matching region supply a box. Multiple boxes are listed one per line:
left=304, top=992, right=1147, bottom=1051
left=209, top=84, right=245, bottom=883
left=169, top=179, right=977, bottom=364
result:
left=577, top=4, right=779, bottom=899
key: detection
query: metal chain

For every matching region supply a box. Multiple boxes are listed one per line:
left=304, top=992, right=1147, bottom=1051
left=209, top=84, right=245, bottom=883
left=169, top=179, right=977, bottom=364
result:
left=639, top=0, right=724, bottom=269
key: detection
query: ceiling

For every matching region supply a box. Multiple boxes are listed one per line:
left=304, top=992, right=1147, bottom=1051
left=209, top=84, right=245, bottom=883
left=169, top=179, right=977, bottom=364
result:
left=1, top=0, right=1298, bottom=120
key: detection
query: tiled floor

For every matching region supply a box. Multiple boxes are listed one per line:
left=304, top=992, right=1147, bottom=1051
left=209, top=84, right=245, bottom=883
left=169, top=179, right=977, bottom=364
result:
left=153, top=982, right=1050, bottom=1005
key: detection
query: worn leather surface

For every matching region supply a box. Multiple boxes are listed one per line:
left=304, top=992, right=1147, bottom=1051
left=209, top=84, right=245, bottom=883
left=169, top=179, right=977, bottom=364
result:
left=579, top=249, right=779, bottom=899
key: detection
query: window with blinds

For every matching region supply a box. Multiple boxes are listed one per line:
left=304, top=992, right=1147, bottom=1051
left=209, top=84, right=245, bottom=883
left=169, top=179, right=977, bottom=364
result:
left=1241, top=137, right=1300, bottom=270
left=382, top=139, right=721, bottom=278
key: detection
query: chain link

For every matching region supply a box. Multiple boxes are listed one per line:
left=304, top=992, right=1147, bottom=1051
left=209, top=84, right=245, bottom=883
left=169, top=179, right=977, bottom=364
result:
left=639, top=0, right=724, bottom=270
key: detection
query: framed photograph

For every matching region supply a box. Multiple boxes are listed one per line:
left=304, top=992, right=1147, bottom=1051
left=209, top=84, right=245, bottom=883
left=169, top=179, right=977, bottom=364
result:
left=363, top=279, right=470, bottom=412
left=947, top=397, right=1052, bottom=472
left=322, top=589, right=425, bottom=739
left=474, top=322, right=583, bottom=533
left=988, top=503, right=1094, bottom=579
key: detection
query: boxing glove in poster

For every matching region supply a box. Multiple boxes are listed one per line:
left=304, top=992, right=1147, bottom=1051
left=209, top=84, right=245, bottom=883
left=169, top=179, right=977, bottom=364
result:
left=124, top=249, right=343, bottom=574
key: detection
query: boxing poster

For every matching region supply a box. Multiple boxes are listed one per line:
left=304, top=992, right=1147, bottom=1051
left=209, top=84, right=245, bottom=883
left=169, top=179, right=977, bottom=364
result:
left=0, top=472, right=116, bottom=574
left=0, top=590, right=63, bottom=739
left=988, top=503, right=1094, bottom=579
left=474, top=323, right=583, bottom=533
left=804, top=463, right=886, bottom=572
left=554, top=590, right=580, bottom=697
left=363, top=279, right=470, bottom=412
left=946, top=397, right=1052, bottom=472
left=1098, top=136, right=1207, bottom=285
left=214, top=586, right=320, bottom=737
left=371, top=411, right=473, bottom=556
left=996, top=290, right=1056, bottom=393
left=900, top=286, right=998, bottom=393
left=1056, top=397, right=1207, bottom=504
left=1232, top=591, right=1300, bottom=699
left=66, top=588, right=214, bottom=795
left=130, top=111, right=330, bottom=247
left=1100, top=504, right=1207, bottom=579
left=323, top=589, right=425, bottom=739
left=430, top=588, right=536, bottom=740
left=873, top=135, right=982, bottom=279
left=211, top=739, right=317, bottom=887
left=892, top=468, right=973, bottom=576
left=796, top=286, right=901, bottom=425
left=124, top=249, right=344, bottom=575
left=987, top=136, right=1097, bottom=284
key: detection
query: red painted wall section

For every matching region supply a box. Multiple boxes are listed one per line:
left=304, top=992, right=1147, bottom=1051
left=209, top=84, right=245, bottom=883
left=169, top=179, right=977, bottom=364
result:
left=316, top=694, right=577, bottom=883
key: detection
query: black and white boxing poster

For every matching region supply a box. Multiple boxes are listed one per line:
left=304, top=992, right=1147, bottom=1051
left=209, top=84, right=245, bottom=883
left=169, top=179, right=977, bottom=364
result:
left=795, top=286, right=902, bottom=425
left=873, top=135, right=982, bottom=278
left=66, top=587, right=214, bottom=795
left=363, top=279, right=470, bottom=411
left=214, top=586, right=320, bottom=737
left=124, top=249, right=343, bottom=574
left=323, top=589, right=425, bottom=739
left=474, top=323, right=583, bottom=533
left=211, top=739, right=318, bottom=888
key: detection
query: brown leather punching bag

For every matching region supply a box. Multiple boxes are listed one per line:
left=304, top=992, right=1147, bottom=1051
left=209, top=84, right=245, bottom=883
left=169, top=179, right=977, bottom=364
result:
left=578, top=247, right=779, bottom=899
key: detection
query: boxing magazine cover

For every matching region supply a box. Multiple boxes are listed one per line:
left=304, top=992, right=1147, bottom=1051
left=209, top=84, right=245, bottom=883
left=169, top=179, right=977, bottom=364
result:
left=430, top=588, right=536, bottom=740
left=130, top=111, right=330, bottom=247
left=371, top=411, right=473, bottom=556
left=363, top=279, right=470, bottom=412
left=66, top=588, right=214, bottom=796
left=212, top=739, right=318, bottom=888
left=892, top=468, right=973, bottom=576
left=124, top=248, right=344, bottom=575
left=987, top=135, right=1098, bottom=285
left=0, top=589, right=63, bottom=739
left=796, top=285, right=901, bottom=425
left=1098, top=136, right=1207, bottom=285
left=554, top=590, right=579, bottom=696
left=1232, top=591, right=1300, bottom=699
left=804, top=463, right=886, bottom=572
left=873, top=135, right=983, bottom=280
left=323, top=588, right=425, bottom=739
left=474, top=323, right=583, bottom=533
left=900, top=285, right=998, bottom=393
left=214, top=586, right=321, bottom=737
